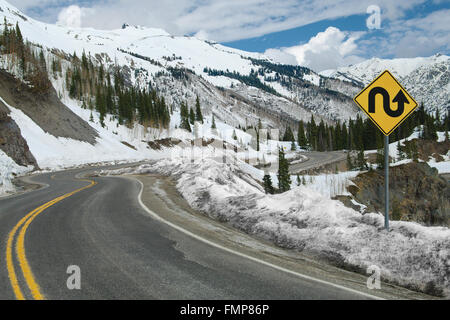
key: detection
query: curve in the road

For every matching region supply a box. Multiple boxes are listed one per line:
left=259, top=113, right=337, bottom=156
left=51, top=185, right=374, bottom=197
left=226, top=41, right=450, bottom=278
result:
left=0, top=167, right=391, bottom=300
left=5, top=178, right=97, bottom=300
left=290, top=151, right=347, bottom=174
left=135, top=179, right=382, bottom=300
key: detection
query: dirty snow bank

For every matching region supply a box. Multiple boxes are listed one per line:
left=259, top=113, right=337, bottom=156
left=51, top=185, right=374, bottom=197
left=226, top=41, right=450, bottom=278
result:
left=104, top=156, right=450, bottom=297
left=0, top=149, right=33, bottom=196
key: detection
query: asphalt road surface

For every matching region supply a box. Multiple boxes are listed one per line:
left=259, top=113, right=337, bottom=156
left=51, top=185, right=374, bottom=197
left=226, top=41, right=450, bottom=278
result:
left=290, top=151, right=348, bottom=174
left=9, top=161, right=438, bottom=300
left=0, top=165, right=385, bottom=300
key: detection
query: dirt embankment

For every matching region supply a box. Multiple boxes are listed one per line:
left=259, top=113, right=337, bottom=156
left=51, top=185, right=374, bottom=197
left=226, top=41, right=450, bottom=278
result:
left=414, top=138, right=450, bottom=162
left=0, top=101, right=37, bottom=168
left=0, top=69, right=98, bottom=144
left=348, top=162, right=449, bottom=226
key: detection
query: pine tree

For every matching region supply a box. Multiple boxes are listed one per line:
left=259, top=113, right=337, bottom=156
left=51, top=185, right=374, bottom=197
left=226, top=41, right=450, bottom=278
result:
left=429, top=117, right=438, bottom=141
left=341, top=123, right=349, bottom=150
left=421, top=115, right=438, bottom=141
left=357, top=146, right=367, bottom=171
left=435, top=109, right=441, bottom=130
left=232, top=130, right=238, bottom=140
left=256, top=129, right=260, bottom=152
left=195, top=96, right=203, bottom=123
left=263, top=174, right=274, bottom=194
left=397, top=140, right=405, bottom=161
left=15, top=22, right=25, bottom=74
left=283, top=126, right=295, bottom=142
left=403, top=138, right=411, bottom=158
left=308, top=115, right=317, bottom=150
left=317, top=120, right=327, bottom=151
left=347, top=152, right=354, bottom=171
left=296, top=174, right=301, bottom=186
left=277, top=147, right=291, bottom=192
left=96, top=87, right=106, bottom=128
left=297, top=120, right=307, bottom=148
left=179, top=102, right=191, bottom=132
left=291, top=140, right=296, bottom=151
left=2, top=18, right=8, bottom=45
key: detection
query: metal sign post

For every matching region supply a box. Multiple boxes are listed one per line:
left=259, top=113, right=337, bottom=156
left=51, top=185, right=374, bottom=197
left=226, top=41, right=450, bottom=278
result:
left=353, top=70, right=418, bottom=232
left=384, top=135, right=389, bottom=231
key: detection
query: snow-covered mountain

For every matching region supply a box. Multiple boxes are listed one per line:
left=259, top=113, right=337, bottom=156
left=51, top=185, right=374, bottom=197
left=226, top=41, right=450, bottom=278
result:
left=0, top=0, right=448, bottom=195
left=0, top=0, right=361, bottom=125
left=321, top=54, right=450, bottom=115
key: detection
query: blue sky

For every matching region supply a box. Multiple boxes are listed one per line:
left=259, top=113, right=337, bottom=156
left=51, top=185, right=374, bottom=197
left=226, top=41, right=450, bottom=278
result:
left=225, top=1, right=449, bottom=54
left=225, top=14, right=370, bottom=53
left=7, top=0, right=450, bottom=71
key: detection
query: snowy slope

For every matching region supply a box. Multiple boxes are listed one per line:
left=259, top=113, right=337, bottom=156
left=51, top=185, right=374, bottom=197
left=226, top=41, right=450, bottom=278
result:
left=402, top=58, right=450, bottom=114
left=0, top=96, right=158, bottom=169
left=0, top=0, right=263, bottom=82
left=0, top=0, right=361, bottom=122
left=321, top=55, right=449, bottom=85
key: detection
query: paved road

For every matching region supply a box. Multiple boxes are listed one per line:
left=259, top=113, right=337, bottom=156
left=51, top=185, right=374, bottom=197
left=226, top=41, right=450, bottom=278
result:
left=0, top=166, right=376, bottom=300
left=290, top=151, right=348, bottom=174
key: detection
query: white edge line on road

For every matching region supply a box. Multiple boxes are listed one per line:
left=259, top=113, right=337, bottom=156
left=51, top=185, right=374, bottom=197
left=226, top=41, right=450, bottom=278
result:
left=133, top=178, right=384, bottom=300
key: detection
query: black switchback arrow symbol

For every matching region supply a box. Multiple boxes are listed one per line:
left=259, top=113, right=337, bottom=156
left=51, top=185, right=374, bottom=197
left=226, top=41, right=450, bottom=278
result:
left=368, top=87, right=407, bottom=117
left=391, top=90, right=409, bottom=117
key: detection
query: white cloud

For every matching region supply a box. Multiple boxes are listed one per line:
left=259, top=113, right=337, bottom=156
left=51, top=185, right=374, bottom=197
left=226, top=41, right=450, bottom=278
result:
left=264, top=48, right=298, bottom=66
left=56, top=5, right=83, bottom=28
left=387, top=9, right=450, bottom=57
left=9, top=0, right=428, bottom=42
left=356, top=9, right=450, bottom=59
left=265, top=27, right=365, bottom=72
left=194, top=30, right=209, bottom=41
left=7, top=0, right=448, bottom=60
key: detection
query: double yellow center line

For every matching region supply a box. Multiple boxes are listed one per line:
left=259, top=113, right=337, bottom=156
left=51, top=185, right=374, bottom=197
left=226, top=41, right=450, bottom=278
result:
left=6, top=179, right=97, bottom=300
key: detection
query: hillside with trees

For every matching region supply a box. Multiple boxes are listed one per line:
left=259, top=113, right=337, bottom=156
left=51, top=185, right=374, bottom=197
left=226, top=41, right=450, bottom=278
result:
left=0, top=18, right=51, bottom=93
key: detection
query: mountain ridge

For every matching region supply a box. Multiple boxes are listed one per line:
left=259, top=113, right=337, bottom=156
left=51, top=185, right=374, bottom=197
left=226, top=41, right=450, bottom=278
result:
left=0, top=0, right=363, bottom=124
left=0, top=0, right=447, bottom=127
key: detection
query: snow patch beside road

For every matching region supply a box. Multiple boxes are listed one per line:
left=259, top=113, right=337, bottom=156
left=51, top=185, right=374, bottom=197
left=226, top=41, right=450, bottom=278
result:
left=0, top=149, right=32, bottom=196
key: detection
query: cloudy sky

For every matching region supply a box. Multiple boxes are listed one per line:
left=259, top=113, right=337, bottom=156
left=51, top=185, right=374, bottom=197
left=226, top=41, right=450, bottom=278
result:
left=7, top=0, right=450, bottom=71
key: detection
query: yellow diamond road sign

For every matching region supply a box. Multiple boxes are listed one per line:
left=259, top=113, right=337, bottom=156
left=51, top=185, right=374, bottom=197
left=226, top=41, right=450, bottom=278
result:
left=354, top=70, right=418, bottom=136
